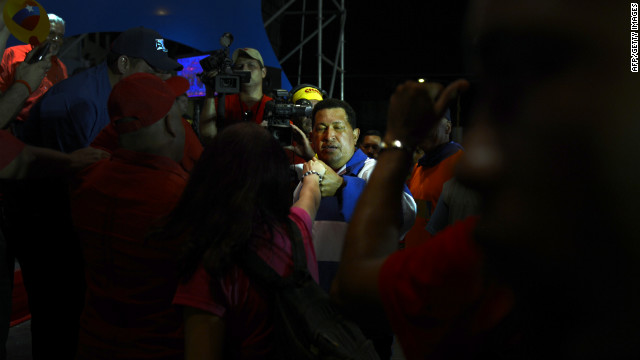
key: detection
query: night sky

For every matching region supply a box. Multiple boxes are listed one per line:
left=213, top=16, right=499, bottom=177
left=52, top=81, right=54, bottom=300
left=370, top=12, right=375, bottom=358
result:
left=276, top=0, right=472, bottom=133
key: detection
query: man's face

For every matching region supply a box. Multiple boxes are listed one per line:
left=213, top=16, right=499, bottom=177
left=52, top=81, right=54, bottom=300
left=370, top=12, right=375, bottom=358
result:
left=312, top=107, right=359, bottom=170
left=360, top=135, right=381, bottom=158
left=233, top=56, right=266, bottom=88
left=458, top=0, right=640, bottom=256
left=46, top=21, right=65, bottom=56
left=419, top=118, right=450, bottom=152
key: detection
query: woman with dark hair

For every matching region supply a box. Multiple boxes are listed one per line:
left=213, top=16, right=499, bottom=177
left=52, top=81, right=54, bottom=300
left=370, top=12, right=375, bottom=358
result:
left=163, top=122, right=325, bottom=359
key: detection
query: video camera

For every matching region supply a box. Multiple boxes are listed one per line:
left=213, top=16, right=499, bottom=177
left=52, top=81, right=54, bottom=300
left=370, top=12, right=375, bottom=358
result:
left=264, top=89, right=313, bottom=147
left=198, top=33, right=250, bottom=94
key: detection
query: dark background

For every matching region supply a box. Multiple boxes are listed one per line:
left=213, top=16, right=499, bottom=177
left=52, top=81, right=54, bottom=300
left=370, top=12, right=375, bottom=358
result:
left=264, top=0, right=473, bottom=135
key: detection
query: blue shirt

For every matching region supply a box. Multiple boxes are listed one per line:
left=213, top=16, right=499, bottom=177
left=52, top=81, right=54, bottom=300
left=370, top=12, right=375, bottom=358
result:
left=22, top=62, right=112, bottom=153
left=293, top=149, right=417, bottom=292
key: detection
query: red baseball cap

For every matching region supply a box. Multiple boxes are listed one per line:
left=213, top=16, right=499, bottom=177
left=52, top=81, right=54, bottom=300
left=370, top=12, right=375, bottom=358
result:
left=108, top=73, right=189, bottom=134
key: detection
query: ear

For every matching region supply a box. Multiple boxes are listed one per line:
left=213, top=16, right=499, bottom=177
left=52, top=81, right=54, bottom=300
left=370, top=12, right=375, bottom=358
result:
left=164, top=103, right=181, bottom=137
left=444, top=121, right=452, bottom=135
left=163, top=115, right=177, bottom=137
left=352, top=127, right=360, bottom=143
left=261, top=66, right=267, bottom=79
left=117, top=55, right=130, bottom=75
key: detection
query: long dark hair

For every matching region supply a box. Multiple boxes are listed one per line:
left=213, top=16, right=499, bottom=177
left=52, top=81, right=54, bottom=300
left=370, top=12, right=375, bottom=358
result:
left=157, top=122, right=292, bottom=281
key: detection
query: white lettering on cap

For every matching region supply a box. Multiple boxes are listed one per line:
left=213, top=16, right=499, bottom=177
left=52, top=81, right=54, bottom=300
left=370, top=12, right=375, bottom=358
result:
left=155, top=39, right=168, bottom=52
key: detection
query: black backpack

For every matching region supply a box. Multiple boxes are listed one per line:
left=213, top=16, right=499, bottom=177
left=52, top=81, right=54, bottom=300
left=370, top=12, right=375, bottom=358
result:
left=241, top=219, right=381, bottom=360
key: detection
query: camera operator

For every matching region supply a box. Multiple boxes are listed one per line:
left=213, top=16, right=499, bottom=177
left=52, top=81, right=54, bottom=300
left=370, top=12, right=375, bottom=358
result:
left=199, top=48, right=273, bottom=143
left=286, top=84, right=325, bottom=164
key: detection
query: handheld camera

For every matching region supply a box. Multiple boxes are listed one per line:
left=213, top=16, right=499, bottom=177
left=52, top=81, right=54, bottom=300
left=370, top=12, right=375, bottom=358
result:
left=198, top=33, right=250, bottom=94
left=264, top=89, right=313, bottom=147
left=27, top=42, right=51, bottom=64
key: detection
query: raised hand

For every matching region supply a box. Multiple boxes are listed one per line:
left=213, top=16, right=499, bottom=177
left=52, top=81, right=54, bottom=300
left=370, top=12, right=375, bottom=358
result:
left=16, top=48, right=52, bottom=91
left=290, top=122, right=315, bottom=161
left=385, top=79, right=469, bottom=149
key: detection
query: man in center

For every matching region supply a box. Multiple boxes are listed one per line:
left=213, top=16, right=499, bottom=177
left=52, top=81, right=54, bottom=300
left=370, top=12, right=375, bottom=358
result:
left=293, top=98, right=416, bottom=358
left=293, top=98, right=416, bottom=292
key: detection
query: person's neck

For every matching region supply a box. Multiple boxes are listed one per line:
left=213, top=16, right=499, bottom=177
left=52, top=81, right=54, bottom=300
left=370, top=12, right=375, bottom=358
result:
left=239, top=85, right=264, bottom=106
left=107, top=68, right=123, bottom=89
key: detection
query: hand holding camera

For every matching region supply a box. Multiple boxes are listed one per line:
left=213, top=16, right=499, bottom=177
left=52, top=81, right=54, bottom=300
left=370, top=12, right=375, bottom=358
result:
left=15, top=45, right=52, bottom=93
left=197, top=33, right=250, bottom=94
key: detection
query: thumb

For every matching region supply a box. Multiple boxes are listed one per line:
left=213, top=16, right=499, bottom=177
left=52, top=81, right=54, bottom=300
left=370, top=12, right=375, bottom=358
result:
left=434, top=79, right=470, bottom=117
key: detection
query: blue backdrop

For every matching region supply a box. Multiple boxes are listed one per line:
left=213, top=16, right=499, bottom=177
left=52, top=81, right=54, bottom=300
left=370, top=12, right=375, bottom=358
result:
left=6, top=0, right=292, bottom=89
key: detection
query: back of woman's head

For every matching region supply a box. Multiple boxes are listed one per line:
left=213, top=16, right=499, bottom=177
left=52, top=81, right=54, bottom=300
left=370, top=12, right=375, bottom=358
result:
left=163, top=122, right=292, bottom=278
left=199, top=122, right=289, bottom=211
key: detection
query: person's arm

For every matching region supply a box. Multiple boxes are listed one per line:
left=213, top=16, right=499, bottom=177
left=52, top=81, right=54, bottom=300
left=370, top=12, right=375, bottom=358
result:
left=292, top=158, right=325, bottom=220
left=333, top=80, right=469, bottom=307
left=0, top=144, right=109, bottom=179
left=0, top=0, right=11, bottom=57
left=183, top=306, right=225, bottom=360
left=198, top=71, right=219, bottom=144
left=425, top=195, right=450, bottom=236
left=288, top=123, right=315, bottom=161
left=0, top=51, right=51, bottom=129
left=315, top=160, right=344, bottom=198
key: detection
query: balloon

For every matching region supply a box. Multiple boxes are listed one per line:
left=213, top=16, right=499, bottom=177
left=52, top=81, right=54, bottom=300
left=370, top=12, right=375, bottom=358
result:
left=2, top=0, right=50, bottom=45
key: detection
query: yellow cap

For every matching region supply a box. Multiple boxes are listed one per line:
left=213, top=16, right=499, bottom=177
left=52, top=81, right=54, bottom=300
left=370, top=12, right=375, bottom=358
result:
left=292, top=86, right=324, bottom=103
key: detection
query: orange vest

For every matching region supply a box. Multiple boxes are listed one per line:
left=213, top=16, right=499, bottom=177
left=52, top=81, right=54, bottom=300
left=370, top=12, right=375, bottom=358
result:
left=404, top=149, right=464, bottom=248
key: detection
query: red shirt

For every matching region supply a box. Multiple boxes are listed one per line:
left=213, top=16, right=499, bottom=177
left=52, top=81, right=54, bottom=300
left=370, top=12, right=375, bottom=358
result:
left=71, top=149, right=189, bottom=360
left=0, top=44, right=68, bottom=122
left=91, top=118, right=203, bottom=172
left=0, top=130, right=25, bottom=170
left=379, top=217, right=514, bottom=360
left=216, top=93, right=273, bottom=128
left=173, top=207, right=317, bottom=360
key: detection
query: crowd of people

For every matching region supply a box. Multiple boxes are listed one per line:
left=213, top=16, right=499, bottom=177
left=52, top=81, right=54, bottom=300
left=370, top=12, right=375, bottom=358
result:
left=0, top=0, right=638, bottom=359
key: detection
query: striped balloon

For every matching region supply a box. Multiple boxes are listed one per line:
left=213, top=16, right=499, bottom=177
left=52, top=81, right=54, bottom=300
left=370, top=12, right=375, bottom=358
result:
left=2, top=0, right=50, bottom=45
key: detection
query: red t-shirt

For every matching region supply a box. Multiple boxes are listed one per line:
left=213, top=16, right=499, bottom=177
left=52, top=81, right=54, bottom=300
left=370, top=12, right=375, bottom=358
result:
left=216, top=93, right=273, bottom=128
left=379, top=217, right=514, bottom=360
left=71, top=149, right=189, bottom=360
left=0, top=44, right=68, bottom=122
left=0, top=130, right=25, bottom=170
left=173, top=207, right=317, bottom=360
left=91, top=118, right=203, bottom=172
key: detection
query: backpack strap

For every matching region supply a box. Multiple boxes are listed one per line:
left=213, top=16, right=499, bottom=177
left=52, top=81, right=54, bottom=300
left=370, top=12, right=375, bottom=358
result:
left=241, top=218, right=311, bottom=289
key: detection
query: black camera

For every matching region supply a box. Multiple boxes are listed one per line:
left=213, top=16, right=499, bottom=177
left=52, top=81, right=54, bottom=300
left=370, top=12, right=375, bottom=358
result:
left=198, top=33, right=250, bottom=94
left=27, top=42, right=50, bottom=64
left=264, top=89, right=313, bottom=147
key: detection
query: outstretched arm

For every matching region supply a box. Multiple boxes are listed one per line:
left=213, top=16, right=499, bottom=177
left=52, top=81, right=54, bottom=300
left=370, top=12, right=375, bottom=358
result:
left=198, top=70, right=219, bottom=144
left=0, top=0, right=10, bottom=57
left=183, top=307, right=225, bottom=360
left=0, top=49, right=51, bottom=129
left=333, top=80, right=469, bottom=307
left=287, top=123, right=315, bottom=161
left=1, top=142, right=109, bottom=179
left=292, top=158, right=326, bottom=220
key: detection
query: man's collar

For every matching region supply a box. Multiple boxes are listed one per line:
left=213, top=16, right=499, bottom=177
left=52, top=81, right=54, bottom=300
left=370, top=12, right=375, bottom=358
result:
left=417, top=141, right=463, bottom=168
left=339, top=149, right=368, bottom=176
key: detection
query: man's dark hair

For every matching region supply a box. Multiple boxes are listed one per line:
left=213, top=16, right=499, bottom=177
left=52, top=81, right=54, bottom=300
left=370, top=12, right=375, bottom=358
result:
left=362, top=129, right=382, bottom=138
left=311, top=98, right=357, bottom=130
